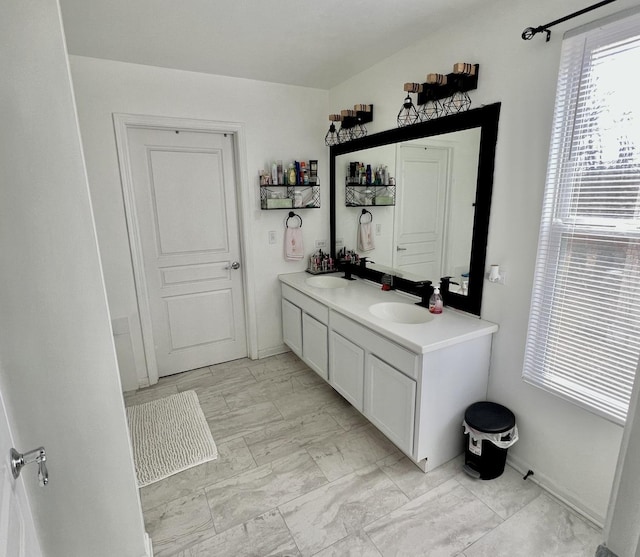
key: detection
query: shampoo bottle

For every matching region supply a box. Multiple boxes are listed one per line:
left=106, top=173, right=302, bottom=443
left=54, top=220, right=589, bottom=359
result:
left=428, top=287, right=443, bottom=314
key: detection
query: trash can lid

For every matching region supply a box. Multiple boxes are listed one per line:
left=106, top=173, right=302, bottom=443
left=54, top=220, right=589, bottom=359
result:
left=465, top=401, right=516, bottom=434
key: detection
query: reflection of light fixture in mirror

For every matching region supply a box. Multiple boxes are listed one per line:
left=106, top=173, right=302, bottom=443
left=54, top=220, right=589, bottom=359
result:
left=325, top=114, right=341, bottom=146
left=398, top=83, right=421, bottom=127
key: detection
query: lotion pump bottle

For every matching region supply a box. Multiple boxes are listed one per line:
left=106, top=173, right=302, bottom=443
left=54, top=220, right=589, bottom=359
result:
left=428, top=287, right=443, bottom=314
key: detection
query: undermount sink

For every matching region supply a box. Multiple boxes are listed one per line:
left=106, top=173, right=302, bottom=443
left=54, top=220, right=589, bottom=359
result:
left=369, top=302, right=433, bottom=324
left=305, top=275, right=350, bottom=289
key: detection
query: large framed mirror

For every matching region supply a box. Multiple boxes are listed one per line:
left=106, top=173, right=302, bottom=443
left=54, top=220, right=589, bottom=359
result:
left=330, top=103, right=500, bottom=315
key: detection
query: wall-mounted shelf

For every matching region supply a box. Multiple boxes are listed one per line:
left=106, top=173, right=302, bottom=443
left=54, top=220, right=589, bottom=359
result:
left=260, top=184, right=320, bottom=210
left=345, top=182, right=396, bottom=207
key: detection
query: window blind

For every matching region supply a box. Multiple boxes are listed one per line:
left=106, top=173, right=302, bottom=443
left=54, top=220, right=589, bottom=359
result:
left=523, top=11, right=640, bottom=425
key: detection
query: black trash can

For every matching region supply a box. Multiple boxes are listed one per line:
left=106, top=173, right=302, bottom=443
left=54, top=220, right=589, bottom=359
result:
left=463, top=401, right=518, bottom=480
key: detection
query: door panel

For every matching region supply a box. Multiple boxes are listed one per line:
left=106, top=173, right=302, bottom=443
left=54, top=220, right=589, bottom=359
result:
left=365, top=355, right=416, bottom=455
left=150, top=149, right=228, bottom=255
left=302, top=313, right=328, bottom=380
left=330, top=331, right=365, bottom=411
left=0, top=390, right=41, bottom=557
left=127, top=127, right=247, bottom=376
left=282, top=299, right=303, bottom=357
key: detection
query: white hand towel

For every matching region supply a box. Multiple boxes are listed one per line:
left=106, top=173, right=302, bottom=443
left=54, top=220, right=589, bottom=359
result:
left=285, top=227, right=304, bottom=260
left=357, top=222, right=375, bottom=252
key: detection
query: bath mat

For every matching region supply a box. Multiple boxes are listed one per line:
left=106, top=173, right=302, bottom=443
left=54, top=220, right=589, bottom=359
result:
left=126, top=390, right=218, bottom=487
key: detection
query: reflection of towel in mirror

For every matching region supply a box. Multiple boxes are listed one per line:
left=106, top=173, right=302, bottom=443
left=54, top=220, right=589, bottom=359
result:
left=357, top=222, right=375, bottom=252
left=285, top=227, right=304, bottom=260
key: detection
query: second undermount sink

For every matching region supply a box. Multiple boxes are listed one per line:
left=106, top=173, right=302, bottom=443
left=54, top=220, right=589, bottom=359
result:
left=369, top=302, right=434, bottom=324
left=305, top=275, right=350, bottom=289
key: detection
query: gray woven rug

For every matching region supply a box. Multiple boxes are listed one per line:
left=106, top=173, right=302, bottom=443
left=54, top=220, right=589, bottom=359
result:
left=126, top=390, right=218, bottom=487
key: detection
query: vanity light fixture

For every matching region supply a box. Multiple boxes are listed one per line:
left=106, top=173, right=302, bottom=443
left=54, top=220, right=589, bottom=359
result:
left=337, top=112, right=353, bottom=144
left=419, top=74, right=447, bottom=121
left=326, top=105, right=374, bottom=145
left=442, top=64, right=476, bottom=114
left=397, top=84, right=421, bottom=127
left=325, top=115, right=341, bottom=146
left=396, top=63, right=480, bottom=123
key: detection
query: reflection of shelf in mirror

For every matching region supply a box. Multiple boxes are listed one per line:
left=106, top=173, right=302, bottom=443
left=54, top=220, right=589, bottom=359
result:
left=345, top=183, right=395, bottom=207
left=260, top=184, right=320, bottom=210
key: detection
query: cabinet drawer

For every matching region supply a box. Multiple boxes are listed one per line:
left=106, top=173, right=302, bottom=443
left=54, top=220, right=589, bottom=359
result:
left=330, top=311, right=418, bottom=379
left=281, top=283, right=329, bottom=324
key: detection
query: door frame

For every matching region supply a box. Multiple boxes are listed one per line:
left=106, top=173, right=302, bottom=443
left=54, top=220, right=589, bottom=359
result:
left=113, top=113, right=258, bottom=385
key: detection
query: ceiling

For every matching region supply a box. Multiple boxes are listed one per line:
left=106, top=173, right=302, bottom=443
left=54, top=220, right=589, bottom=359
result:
left=59, top=0, right=488, bottom=89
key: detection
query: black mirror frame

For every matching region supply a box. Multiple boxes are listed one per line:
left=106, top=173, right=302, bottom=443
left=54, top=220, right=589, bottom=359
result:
left=330, top=102, right=501, bottom=316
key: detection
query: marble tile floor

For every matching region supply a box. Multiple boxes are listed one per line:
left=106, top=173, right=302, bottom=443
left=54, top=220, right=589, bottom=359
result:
left=124, top=353, right=602, bottom=557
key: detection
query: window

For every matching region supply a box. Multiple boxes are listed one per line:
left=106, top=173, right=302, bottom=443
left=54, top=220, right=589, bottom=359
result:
left=523, top=11, right=640, bottom=425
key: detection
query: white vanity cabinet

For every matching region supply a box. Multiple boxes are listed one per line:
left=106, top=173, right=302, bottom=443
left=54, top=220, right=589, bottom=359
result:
left=281, top=284, right=328, bottom=380
left=330, top=311, right=418, bottom=455
left=279, top=273, right=497, bottom=472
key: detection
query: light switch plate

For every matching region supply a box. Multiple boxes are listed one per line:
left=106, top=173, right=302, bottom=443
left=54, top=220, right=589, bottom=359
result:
left=268, top=230, right=276, bottom=244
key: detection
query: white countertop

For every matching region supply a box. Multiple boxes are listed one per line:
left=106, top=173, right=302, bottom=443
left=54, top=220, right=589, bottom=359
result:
left=279, top=272, right=498, bottom=355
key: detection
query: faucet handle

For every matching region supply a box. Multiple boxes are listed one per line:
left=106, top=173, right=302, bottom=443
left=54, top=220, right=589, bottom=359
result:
left=359, top=257, right=374, bottom=268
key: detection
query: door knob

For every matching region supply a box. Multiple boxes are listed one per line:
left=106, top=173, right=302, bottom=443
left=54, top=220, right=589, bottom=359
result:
left=10, top=446, right=48, bottom=487
left=225, top=261, right=240, bottom=270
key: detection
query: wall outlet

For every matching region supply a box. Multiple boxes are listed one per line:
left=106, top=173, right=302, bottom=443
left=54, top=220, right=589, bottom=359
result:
left=486, top=270, right=507, bottom=285
left=315, top=239, right=327, bottom=249
left=268, top=230, right=276, bottom=245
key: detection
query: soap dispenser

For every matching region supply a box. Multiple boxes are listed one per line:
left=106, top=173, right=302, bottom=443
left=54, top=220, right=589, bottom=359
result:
left=428, top=287, right=443, bottom=314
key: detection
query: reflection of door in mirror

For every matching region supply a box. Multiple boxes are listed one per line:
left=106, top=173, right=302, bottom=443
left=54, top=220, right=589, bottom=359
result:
left=394, top=144, right=450, bottom=282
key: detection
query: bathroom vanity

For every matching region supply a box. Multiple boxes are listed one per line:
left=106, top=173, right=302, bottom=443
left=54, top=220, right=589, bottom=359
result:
left=279, top=271, right=498, bottom=472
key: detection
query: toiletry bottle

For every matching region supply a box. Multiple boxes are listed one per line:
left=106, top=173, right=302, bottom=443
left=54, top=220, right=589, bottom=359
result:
left=366, top=164, right=372, bottom=185
left=271, top=162, right=278, bottom=185
left=277, top=160, right=283, bottom=185
left=428, top=287, right=443, bottom=314
left=288, top=163, right=296, bottom=186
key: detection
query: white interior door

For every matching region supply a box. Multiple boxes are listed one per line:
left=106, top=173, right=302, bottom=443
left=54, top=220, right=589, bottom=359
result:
left=394, top=145, right=450, bottom=279
left=0, top=389, right=41, bottom=557
left=126, top=127, right=247, bottom=377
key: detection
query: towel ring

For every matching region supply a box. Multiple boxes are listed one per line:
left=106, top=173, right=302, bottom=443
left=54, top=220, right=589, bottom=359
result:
left=286, top=211, right=303, bottom=228
left=359, top=209, right=373, bottom=224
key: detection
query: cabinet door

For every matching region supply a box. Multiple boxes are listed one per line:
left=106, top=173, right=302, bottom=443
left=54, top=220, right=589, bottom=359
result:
left=329, top=331, right=365, bottom=411
left=282, top=298, right=302, bottom=357
left=302, top=313, right=328, bottom=380
left=365, top=355, right=416, bottom=455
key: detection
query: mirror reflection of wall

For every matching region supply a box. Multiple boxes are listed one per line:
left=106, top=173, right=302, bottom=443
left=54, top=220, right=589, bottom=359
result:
left=334, top=127, right=481, bottom=292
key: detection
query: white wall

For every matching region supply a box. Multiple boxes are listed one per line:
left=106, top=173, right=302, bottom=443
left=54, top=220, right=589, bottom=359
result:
left=1, top=1, right=147, bottom=555
left=603, top=361, right=640, bottom=556
left=329, top=0, right=639, bottom=523
left=69, top=56, right=329, bottom=390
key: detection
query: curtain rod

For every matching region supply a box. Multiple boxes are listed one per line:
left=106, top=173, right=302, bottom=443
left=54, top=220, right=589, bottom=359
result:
left=522, top=0, right=617, bottom=42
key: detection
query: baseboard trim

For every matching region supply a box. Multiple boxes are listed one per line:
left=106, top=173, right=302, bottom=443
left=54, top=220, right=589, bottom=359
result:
left=507, top=453, right=605, bottom=528
left=258, top=344, right=290, bottom=359
left=143, top=532, right=153, bottom=557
